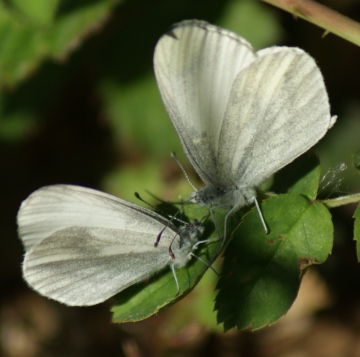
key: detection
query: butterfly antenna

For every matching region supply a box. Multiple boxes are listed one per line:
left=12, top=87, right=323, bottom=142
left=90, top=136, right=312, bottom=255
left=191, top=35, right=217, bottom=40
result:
left=168, top=232, right=179, bottom=259
left=156, top=206, right=196, bottom=248
left=155, top=214, right=188, bottom=248
left=136, top=192, right=193, bottom=248
left=171, top=152, right=198, bottom=192
left=134, top=192, right=158, bottom=210
left=135, top=192, right=189, bottom=218
left=134, top=192, right=176, bottom=247
left=155, top=226, right=167, bottom=248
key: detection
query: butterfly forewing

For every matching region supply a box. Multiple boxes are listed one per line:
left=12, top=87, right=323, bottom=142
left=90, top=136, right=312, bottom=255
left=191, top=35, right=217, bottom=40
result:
left=154, top=20, right=256, bottom=187
left=18, top=185, right=171, bottom=251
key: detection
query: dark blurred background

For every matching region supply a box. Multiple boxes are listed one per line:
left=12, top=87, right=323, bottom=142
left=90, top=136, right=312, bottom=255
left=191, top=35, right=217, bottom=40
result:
left=2, top=0, right=360, bottom=356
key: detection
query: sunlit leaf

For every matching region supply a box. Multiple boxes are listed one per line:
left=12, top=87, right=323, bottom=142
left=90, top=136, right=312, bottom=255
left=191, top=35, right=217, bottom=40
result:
left=216, top=194, right=333, bottom=331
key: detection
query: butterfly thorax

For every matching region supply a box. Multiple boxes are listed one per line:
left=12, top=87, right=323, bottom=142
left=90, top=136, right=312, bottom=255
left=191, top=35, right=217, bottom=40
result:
left=191, top=185, right=256, bottom=209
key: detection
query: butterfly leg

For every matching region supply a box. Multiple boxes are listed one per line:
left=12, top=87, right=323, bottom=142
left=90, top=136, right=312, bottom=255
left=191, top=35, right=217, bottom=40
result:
left=253, top=197, right=268, bottom=234
left=170, top=263, right=180, bottom=295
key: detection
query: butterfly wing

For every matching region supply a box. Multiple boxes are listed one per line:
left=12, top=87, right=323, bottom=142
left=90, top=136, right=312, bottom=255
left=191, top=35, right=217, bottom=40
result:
left=18, top=184, right=171, bottom=251
left=23, top=226, right=172, bottom=306
left=154, top=20, right=335, bottom=194
left=18, top=185, right=180, bottom=306
left=216, top=46, right=335, bottom=188
left=154, top=20, right=256, bottom=189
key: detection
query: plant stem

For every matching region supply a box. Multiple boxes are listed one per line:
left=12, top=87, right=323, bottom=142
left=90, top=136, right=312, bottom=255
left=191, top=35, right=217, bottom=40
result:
left=320, top=193, right=360, bottom=208
left=262, top=0, right=360, bottom=46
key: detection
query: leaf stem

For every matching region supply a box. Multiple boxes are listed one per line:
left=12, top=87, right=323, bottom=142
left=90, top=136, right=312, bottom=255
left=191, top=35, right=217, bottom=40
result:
left=262, top=0, right=360, bottom=46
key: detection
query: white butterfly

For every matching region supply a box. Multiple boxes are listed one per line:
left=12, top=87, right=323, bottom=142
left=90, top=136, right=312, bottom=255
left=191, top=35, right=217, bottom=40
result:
left=18, top=184, right=205, bottom=306
left=154, top=20, right=336, bottom=237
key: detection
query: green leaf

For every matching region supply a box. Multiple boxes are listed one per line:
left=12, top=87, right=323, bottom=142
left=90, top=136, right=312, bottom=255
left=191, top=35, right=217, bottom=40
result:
left=270, top=154, right=321, bottom=200
left=353, top=151, right=360, bottom=172
left=219, top=0, right=284, bottom=49
left=111, top=204, right=223, bottom=323
left=6, top=0, right=59, bottom=26
left=100, top=77, right=182, bottom=158
left=215, top=194, right=333, bottom=331
left=0, top=0, right=121, bottom=86
left=135, top=266, right=222, bottom=334
left=353, top=204, right=360, bottom=261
